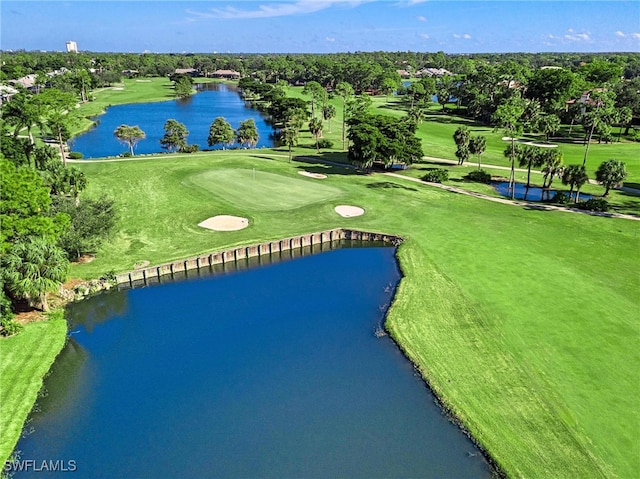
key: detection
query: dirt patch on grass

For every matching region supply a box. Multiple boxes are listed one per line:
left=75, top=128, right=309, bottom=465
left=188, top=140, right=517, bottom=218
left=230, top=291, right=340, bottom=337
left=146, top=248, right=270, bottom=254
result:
left=198, top=215, right=250, bottom=231
left=298, top=171, right=327, bottom=179
left=335, top=205, right=365, bottom=218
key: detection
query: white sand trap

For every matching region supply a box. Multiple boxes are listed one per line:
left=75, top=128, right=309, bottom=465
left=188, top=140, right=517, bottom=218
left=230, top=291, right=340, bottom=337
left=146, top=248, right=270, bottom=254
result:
left=298, top=171, right=327, bottom=179
left=112, top=87, right=124, bottom=90
left=198, top=215, right=249, bottom=231
left=135, top=80, right=152, bottom=83
left=335, top=205, right=365, bottom=218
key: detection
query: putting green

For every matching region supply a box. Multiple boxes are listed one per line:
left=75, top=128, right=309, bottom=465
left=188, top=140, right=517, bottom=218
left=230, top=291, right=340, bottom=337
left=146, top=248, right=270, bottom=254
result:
left=187, top=168, right=344, bottom=211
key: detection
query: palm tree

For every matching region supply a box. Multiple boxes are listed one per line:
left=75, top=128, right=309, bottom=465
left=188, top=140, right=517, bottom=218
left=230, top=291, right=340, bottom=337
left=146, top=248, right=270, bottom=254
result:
left=541, top=150, right=564, bottom=190
left=322, top=104, right=336, bottom=133
left=595, top=159, right=627, bottom=196
left=302, top=81, right=325, bottom=119
left=468, top=135, right=486, bottom=170
left=308, top=117, right=323, bottom=153
left=335, top=81, right=354, bottom=150
left=2, top=93, right=42, bottom=145
left=562, top=164, right=589, bottom=202
left=453, top=126, right=470, bottom=165
left=617, top=107, right=633, bottom=142
left=2, top=237, right=69, bottom=311
left=517, top=145, right=545, bottom=189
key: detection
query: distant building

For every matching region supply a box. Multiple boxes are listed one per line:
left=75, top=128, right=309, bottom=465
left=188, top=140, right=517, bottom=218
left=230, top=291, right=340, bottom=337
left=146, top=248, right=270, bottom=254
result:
left=174, top=68, right=200, bottom=77
left=415, top=68, right=454, bottom=78
left=210, top=69, right=241, bottom=79
left=66, top=41, right=78, bottom=53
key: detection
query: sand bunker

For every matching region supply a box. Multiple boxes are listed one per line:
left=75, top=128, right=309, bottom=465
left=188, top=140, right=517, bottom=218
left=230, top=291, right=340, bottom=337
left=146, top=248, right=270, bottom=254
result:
left=198, top=215, right=249, bottom=231
left=298, top=171, right=327, bottom=179
left=335, top=205, right=365, bottom=218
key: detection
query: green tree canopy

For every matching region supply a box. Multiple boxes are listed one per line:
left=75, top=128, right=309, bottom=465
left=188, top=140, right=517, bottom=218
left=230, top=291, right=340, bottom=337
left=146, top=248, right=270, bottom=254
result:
left=236, top=119, right=259, bottom=148
left=114, top=124, right=146, bottom=156
left=595, top=159, right=627, bottom=196
left=160, top=119, right=189, bottom=153
left=0, top=159, right=68, bottom=252
left=208, top=117, right=236, bottom=149
left=2, top=236, right=69, bottom=311
left=51, top=195, right=119, bottom=260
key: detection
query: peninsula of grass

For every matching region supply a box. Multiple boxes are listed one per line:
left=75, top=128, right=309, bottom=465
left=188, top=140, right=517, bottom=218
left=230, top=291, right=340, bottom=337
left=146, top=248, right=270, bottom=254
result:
left=59, top=149, right=640, bottom=478
left=0, top=318, right=68, bottom=465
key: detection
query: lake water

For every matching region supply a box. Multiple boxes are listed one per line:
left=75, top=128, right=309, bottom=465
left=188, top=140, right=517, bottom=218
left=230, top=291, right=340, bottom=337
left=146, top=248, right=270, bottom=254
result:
left=492, top=181, right=593, bottom=202
left=12, top=245, right=493, bottom=478
left=71, top=83, right=275, bottom=158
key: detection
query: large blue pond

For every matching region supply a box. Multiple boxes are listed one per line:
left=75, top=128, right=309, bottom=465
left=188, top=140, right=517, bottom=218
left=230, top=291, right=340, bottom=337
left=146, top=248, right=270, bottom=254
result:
left=71, top=83, right=275, bottom=158
left=13, top=245, right=493, bottom=478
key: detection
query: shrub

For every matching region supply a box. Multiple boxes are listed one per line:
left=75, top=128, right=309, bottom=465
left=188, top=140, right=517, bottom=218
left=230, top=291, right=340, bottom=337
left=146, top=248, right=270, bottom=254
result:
left=0, top=290, right=21, bottom=337
left=551, top=192, right=572, bottom=205
left=121, top=151, right=133, bottom=157
left=68, top=151, right=83, bottom=159
left=422, top=169, right=449, bottom=183
left=0, top=317, right=23, bottom=337
left=179, top=144, right=200, bottom=153
left=576, top=198, right=610, bottom=212
left=317, top=139, right=334, bottom=149
left=466, top=169, right=492, bottom=184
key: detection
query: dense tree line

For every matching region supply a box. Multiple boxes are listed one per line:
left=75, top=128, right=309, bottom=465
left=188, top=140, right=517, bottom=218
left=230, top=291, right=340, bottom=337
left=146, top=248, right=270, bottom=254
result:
left=1, top=87, right=119, bottom=334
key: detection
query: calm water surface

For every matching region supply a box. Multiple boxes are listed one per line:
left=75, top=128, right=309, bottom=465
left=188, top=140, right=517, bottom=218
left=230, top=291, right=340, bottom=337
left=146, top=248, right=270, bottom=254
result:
left=14, top=246, right=492, bottom=478
left=72, top=83, right=275, bottom=158
left=492, top=181, right=593, bottom=202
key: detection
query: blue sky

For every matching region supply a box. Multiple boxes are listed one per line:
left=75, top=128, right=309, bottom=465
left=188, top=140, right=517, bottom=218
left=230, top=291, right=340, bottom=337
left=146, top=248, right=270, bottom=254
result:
left=2, top=1, right=639, bottom=53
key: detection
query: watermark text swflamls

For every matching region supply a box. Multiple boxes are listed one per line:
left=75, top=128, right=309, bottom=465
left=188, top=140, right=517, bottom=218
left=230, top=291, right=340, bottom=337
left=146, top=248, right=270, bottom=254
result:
left=4, top=459, right=77, bottom=473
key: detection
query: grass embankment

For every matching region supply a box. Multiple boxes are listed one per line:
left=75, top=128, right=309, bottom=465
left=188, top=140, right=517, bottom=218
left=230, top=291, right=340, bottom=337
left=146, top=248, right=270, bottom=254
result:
left=68, top=151, right=640, bottom=478
left=0, top=319, right=68, bottom=465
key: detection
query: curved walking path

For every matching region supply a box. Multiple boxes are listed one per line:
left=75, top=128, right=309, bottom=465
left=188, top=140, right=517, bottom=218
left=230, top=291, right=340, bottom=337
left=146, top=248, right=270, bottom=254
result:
left=67, top=152, right=640, bottom=221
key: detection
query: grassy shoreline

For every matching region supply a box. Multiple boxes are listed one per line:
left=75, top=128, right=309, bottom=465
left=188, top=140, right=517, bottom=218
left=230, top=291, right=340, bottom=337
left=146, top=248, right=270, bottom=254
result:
left=0, top=319, right=68, bottom=466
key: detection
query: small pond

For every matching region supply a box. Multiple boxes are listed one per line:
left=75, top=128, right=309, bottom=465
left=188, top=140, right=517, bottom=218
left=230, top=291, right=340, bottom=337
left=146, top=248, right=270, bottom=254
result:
left=71, top=83, right=275, bottom=158
left=492, top=181, right=593, bottom=202
left=12, top=244, right=493, bottom=478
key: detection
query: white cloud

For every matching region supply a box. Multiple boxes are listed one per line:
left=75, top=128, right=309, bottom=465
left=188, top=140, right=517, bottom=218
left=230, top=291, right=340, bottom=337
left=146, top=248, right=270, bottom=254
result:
left=564, top=32, right=590, bottom=41
left=186, top=0, right=367, bottom=20
left=417, top=15, right=427, bottom=22
left=453, top=33, right=471, bottom=40
left=617, top=31, right=640, bottom=39
left=419, top=33, right=429, bottom=39
left=547, top=29, right=591, bottom=43
left=325, top=36, right=336, bottom=42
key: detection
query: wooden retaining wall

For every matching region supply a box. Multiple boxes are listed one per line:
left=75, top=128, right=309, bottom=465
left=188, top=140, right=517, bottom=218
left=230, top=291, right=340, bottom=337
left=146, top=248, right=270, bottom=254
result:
left=115, top=229, right=402, bottom=289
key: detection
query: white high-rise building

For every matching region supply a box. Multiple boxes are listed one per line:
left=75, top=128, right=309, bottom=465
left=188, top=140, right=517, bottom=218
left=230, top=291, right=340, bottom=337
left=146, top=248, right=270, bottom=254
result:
left=66, top=41, right=78, bottom=53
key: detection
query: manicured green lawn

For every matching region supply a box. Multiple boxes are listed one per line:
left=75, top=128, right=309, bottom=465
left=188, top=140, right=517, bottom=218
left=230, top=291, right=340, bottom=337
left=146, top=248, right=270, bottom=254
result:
left=0, top=319, right=68, bottom=465
left=187, top=167, right=344, bottom=211
left=66, top=150, right=640, bottom=478
left=8, top=79, right=636, bottom=477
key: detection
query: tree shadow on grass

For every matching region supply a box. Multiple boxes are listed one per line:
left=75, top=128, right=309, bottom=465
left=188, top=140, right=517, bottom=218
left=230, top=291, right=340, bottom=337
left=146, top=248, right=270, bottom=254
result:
left=366, top=181, right=418, bottom=192
left=294, top=163, right=364, bottom=177
left=423, top=114, right=485, bottom=128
